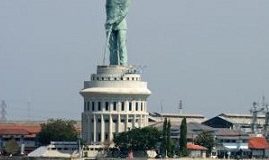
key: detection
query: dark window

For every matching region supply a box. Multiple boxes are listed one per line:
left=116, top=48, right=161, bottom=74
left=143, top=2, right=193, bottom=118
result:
left=98, top=102, right=101, bottom=111
left=97, top=77, right=99, bottom=80
left=121, top=119, right=125, bottom=123
left=105, top=133, right=109, bottom=140
left=136, top=102, right=138, bottom=111
left=128, top=119, right=132, bottom=122
left=114, top=77, right=117, bottom=80
left=141, top=102, right=143, bottom=111
left=98, top=119, right=101, bottom=123
left=98, top=133, right=101, bottom=141
left=121, top=102, right=125, bottom=111
left=127, top=77, right=130, bottom=80
left=101, top=77, right=104, bottom=80
left=120, top=77, right=123, bottom=80
left=129, top=102, right=132, bottom=111
left=105, top=102, right=109, bottom=111
left=113, top=119, right=117, bottom=123
left=91, top=119, right=94, bottom=123
left=113, top=102, right=117, bottom=111
left=105, top=119, right=109, bottom=123
left=92, top=102, right=95, bottom=111
left=132, top=77, right=134, bottom=80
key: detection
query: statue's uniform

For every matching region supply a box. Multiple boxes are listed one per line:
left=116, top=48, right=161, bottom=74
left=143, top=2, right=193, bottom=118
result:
left=106, top=0, right=131, bottom=65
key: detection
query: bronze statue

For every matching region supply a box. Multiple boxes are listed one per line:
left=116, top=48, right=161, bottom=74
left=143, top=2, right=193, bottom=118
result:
left=105, top=0, right=131, bottom=66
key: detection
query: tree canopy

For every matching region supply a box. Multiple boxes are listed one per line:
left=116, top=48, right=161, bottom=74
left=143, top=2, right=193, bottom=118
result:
left=37, top=119, right=78, bottom=145
left=194, top=131, right=215, bottom=156
left=4, top=139, right=19, bottom=155
left=114, top=127, right=161, bottom=151
left=161, top=118, right=174, bottom=157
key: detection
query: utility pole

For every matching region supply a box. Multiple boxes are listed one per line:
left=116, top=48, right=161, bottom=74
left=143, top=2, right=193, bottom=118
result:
left=0, top=100, right=7, bottom=122
left=178, top=100, right=183, bottom=114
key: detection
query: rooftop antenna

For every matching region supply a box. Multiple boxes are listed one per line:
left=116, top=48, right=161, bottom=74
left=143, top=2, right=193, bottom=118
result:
left=179, top=100, right=183, bottom=114
left=250, top=101, right=264, bottom=134
left=0, top=100, right=7, bottom=122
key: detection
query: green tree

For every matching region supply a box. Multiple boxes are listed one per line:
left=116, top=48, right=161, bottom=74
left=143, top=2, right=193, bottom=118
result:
left=37, top=119, right=78, bottom=145
left=179, top=117, right=188, bottom=157
left=161, top=118, right=167, bottom=155
left=114, top=127, right=161, bottom=151
left=167, top=120, right=174, bottom=157
left=161, top=118, right=174, bottom=157
left=4, top=139, right=19, bottom=155
left=194, top=131, right=214, bottom=156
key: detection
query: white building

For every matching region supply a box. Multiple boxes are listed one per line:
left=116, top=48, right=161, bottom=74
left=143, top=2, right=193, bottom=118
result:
left=80, top=65, right=151, bottom=145
left=28, top=141, right=79, bottom=158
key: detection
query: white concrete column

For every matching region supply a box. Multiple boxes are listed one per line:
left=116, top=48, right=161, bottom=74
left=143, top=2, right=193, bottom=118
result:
left=109, top=114, right=113, bottom=141
left=145, top=115, right=148, bottom=126
left=93, top=114, right=97, bottom=142
left=117, top=114, right=121, bottom=133
left=87, top=114, right=91, bottom=143
left=125, top=114, right=129, bottom=131
left=144, top=102, right=147, bottom=112
left=101, top=114, right=105, bottom=142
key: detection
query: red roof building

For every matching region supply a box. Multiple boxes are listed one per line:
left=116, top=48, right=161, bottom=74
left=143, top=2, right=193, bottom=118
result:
left=187, top=143, right=207, bottom=158
left=0, top=123, right=42, bottom=154
left=248, top=136, right=269, bottom=158
left=187, top=143, right=207, bottom=150
left=248, top=136, right=269, bottom=150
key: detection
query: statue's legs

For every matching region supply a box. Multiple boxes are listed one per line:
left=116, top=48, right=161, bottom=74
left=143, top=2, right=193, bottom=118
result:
left=109, top=31, right=118, bottom=65
left=109, top=30, right=128, bottom=65
left=117, top=30, right=128, bottom=65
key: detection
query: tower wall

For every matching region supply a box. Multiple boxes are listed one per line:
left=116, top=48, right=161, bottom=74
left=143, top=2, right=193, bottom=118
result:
left=80, top=65, right=151, bottom=145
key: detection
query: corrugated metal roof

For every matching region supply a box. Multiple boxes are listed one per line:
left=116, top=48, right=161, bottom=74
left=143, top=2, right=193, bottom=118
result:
left=219, top=113, right=265, bottom=125
left=215, top=128, right=243, bottom=136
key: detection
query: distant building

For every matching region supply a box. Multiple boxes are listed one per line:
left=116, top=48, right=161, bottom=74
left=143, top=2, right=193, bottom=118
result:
left=187, top=143, right=207, bottom=158
left=214, top=128, right=250, bottom=159
left=202, top=113, right=265, bottom=133
left=149, top=112, right=206, bottom=124
left=0, top=122, right=41, bottom=154
left=248, top=136, right=269, bottom=158
left=0, top=120, right=81, bottom=155
left=150, top=120, right=215, bottom=144
left=28, top=141, right=79, bottom=158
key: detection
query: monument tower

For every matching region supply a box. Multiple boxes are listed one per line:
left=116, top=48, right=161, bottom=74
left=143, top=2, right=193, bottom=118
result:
left=80, top=0, right=151, bottom=145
